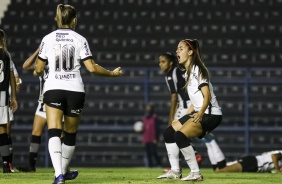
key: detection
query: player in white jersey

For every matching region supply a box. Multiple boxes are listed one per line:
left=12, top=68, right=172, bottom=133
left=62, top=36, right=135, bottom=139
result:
left=0, top=29, right=18, bottom=173
left=33, top=4, right=122, bottom=184
left=157, top=52, right=225, bottom=179
left=161, top=39, right=223, bottom=181
left=216, top=150, right=282, bottom=173
left=16, top=47, right=50, bottom=172
left=158, top=52, right=201, bottom=176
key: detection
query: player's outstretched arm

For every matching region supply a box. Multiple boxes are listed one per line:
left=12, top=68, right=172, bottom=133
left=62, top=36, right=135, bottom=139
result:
left=83, top=59, right=122, bottom=77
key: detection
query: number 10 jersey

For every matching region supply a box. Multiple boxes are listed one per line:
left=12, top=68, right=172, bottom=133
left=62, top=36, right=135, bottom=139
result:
left=38, top=28, right=93, bottom=93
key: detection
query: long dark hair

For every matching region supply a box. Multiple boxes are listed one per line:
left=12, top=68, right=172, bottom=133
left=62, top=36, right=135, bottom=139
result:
left=181, top=39, right=209, bottom=82
left=160, top=52, right=178, bottom=67
left=0, top=29, right=8, bottom=54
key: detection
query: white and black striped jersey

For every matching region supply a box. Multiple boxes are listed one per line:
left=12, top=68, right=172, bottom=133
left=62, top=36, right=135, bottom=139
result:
left=0, top=50, right=13, bottom=106
left=165, top=67, right=189, bottom=104
left=38, top=28, right=93, bottom=93
left=186, top=65, right=222, bottom=115
left=256, top=150, right=282, bottom=172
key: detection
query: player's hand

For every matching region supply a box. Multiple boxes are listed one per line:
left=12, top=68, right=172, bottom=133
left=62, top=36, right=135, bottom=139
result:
left=16, top=78, right=22, bottom=93
left=33, top=70, right=44, bottom=77
left=10, top=99, right=18, bottom=113
left=112, top=67, right=123, bottom=76
left=191, top=111, right=203, bottom=123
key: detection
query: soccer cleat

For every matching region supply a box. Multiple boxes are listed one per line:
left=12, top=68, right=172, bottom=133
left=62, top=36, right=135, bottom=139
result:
left=157, top=170, right=182, bottom=179
left=162, top=167, right=182, bottom=173
left=8, top=163, right=15, bottom=173
left=181, top=171, right=203, bottom=181
left=64, top=170, right=78, bottom=180
left=53, top=174, right=65, bottom=184
left=16, top=164, right=36, bottom=172
left=3, top=162, right=12, bottom=173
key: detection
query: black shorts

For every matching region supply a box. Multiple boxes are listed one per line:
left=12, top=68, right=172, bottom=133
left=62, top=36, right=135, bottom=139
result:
left=238, top=155, right=258, bottom=172
left=44, top=90, right=85, bottom=117
left=179, top=113, right=222, bottom=139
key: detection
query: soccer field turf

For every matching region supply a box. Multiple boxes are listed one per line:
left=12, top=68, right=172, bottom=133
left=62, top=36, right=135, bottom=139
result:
left=0, top=167, right=280, bottom=184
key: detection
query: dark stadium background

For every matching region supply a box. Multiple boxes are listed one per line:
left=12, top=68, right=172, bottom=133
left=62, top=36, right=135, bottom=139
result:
left=1, top=0, right=281, bottom=168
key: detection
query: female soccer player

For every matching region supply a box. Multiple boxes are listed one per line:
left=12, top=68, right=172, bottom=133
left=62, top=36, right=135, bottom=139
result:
left=34, top=4, right=122, bottom=184
left=157, top=52, right=225, bottom=180
left=216, top=150, right=282, bottom=173
left=7, top=60, right=22, bottom=172
left=157, top=52, right=201, bottom=177
left=161, top=39, right=222, bottom=181
left=0, top=29, right=18, bottom=173
left=16, top=47, right=52, bottom=173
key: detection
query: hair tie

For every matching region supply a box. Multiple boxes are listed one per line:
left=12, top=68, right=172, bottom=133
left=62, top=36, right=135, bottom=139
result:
left=182, top=39, right=194, bottom=51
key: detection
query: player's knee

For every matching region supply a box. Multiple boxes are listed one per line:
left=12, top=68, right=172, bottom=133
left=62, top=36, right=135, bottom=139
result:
left=202, top=133, right=214, bottom=143
left=63, top=131, right=77, bottom=146
left=174, top=131, right=191, bottom=149
left=48, top=128, right=62, bottom=139
left=163, top=126, right=176, bottom=143
left=31, top=135, right=41, bottom=144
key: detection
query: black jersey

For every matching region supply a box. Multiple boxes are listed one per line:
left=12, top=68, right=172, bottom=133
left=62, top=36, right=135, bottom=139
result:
left=165, top=67, right=189, bottom=103
left=0, top=50, right=12, bottom=106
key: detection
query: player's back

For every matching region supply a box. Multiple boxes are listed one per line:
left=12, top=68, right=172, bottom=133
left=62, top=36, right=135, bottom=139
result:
left=39, top=29, right=91, bottom=93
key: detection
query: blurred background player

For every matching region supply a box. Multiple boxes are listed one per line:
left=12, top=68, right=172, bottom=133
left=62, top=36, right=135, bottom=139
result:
left=0, top=29, right=18, bottom=173
left=141, top=103, right=162, bottom=168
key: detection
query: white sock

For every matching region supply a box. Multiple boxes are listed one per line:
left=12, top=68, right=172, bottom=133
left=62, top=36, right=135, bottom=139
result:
left=165, top=143, right=180, bottom=172
left=205, top=142, right=217, bottom=165
left=61, top=143, right=75, bottom=174
left=49, top=137, right=62, bottom=177
left=207, top=139, right=225, bottom=163
left=180, top=145, right=200, bottom=173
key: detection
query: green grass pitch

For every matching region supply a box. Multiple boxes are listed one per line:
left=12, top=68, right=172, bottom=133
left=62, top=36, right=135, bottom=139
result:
left=0, top=167, right=280, bottom=184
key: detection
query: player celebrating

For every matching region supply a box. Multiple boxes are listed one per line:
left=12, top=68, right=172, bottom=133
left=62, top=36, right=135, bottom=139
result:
left=160, top=39, right=222, bottom=181
left=33, top=4, right=122, bottom=184
left=157, top=52, right=201, bottom=177
left=157, top=52, right=225, bottom=179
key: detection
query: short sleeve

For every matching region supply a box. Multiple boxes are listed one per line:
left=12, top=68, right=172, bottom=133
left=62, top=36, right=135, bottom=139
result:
left=80, top=39, right=93, bottom=62
left=38, top=37, right=48, bottom=61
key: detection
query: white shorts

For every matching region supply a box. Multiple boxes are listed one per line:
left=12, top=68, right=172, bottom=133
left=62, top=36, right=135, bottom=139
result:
left=35, top=101, right=46, bottom=119
left=174, top=101, right=191, bottom=120
left=0, top=106, right=9, bottom=124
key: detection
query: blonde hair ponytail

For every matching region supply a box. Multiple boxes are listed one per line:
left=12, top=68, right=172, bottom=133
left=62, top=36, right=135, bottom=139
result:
left=55, top=4, right=64, bottom=28
left=55, top=4, right=76, bottom=29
